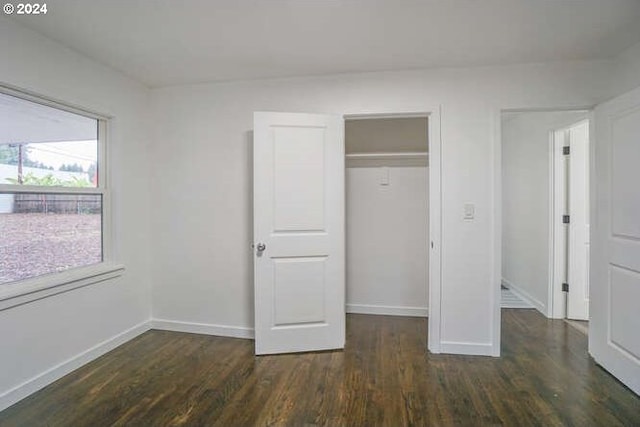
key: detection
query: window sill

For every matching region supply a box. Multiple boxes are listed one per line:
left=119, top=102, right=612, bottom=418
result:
left=0, top=263, right=125, bottom=311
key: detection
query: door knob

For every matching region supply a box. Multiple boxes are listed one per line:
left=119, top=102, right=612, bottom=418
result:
left=256, top=243, right=266, bottom=253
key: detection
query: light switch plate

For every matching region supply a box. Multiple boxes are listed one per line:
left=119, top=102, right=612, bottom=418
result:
left=464, top=203, right=475, bottom=220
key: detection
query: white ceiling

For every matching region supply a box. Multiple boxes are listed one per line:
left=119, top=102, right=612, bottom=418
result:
left=11, top=0, right=640, bottom=88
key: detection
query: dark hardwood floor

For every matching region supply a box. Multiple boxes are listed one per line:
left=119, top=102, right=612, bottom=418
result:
left=1, top=310, right=639, bottom=426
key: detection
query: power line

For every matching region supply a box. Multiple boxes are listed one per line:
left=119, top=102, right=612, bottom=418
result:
left=29, top=145, right=96, bottom=162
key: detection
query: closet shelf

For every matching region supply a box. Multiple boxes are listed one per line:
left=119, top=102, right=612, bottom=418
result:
left=345, top=152, right=428, bottom=161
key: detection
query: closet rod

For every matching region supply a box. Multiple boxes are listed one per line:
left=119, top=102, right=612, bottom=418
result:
left=345, top=152, right=428, bottom=161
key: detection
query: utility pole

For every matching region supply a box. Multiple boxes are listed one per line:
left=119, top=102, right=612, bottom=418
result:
left=17, top=143, right=24, bottom=184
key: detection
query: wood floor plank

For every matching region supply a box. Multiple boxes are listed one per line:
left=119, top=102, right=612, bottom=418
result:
left=1, top=310, right=639, bottom=426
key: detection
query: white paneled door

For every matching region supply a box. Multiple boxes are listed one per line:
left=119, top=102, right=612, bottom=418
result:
left=567, top=120, right=590, bottom=320
left=253, top=112, right=345, bottom=355
left=591, top=88, right=640, bottom=395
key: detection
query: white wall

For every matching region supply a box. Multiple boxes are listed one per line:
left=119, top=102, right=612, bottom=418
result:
left=346, top=165, right=429, bottom=317
left=150, top=58, right=617, bottom=355
left=501, top=111, right=587, bottom=315
left=0, top=17, right=152, bottom=409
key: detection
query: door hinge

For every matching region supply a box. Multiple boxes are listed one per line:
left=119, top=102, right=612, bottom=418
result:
left=562, top=215, right=570, bottom=224
left=563, top=146, right=570, bottom=155
left=562, top=283, right=569, bottom=292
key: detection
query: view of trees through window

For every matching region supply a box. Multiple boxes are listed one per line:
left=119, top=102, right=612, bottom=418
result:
left=0, top=91, right=103, bottom=285
left=0, top=141, right=97, bottom=187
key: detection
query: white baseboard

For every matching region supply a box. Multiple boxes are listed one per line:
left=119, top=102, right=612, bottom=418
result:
left=0, top=320, right=151, bottom=412
left=151, top=319, right=255, bottom=339
left=501, top=278, right=546, bottom=315
left=346, top=303, right=428, bottom=317
left=440, top=341, right=496, bottom=356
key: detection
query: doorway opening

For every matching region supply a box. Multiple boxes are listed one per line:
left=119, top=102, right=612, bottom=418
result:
left=344, top=116, right=430, bottom=319
left=500, top=110, right=591, bottom=337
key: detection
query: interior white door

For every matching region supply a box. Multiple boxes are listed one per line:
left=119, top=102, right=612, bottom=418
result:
left=590, top=87, right=640, bottom=395
left=253, top=111, right=345, bottom=355
left=567, top=120, right=590, bottom=320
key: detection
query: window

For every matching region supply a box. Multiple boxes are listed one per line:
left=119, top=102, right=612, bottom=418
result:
left=0, top=88, right=111, bottom=290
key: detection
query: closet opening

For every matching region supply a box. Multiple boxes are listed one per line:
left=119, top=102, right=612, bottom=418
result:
left=344, top=116, right=429, bottom=319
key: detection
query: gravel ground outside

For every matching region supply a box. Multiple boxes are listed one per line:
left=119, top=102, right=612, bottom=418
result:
left=0, top=213, right=101, bottom=285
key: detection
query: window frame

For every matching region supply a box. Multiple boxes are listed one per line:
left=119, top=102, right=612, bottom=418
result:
left=0, top=84, right=123, bottom=310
